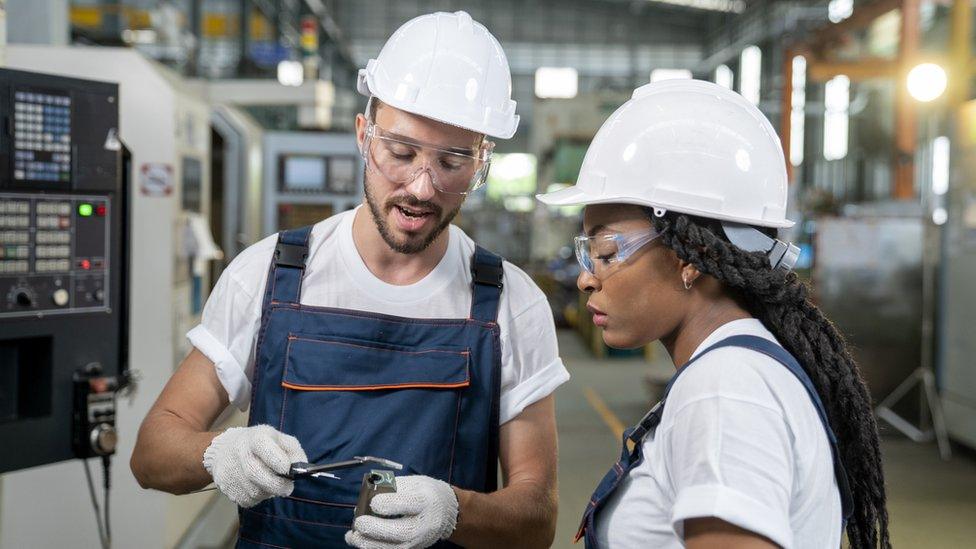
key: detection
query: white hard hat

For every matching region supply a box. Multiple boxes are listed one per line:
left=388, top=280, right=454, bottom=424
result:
left=357, top=11, right=519, bottom=139
left=537, top=79, right=794, bottom=228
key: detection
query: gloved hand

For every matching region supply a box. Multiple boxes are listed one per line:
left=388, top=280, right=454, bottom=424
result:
left=344, top=475, right=459, bottom=549
left=202, top=424, right=307, bottom=508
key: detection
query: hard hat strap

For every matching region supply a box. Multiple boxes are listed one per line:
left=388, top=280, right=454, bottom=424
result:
left=721, top=222, right=799, bottom=273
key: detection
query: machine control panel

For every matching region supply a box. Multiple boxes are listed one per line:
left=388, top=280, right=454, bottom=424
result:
left=0, top=192, right=110, bottom=318
left=0, top=68, right=125, bottom=475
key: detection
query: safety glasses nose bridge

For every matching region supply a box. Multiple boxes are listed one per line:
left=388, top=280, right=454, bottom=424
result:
left=363, top=122, right=492, bottom=195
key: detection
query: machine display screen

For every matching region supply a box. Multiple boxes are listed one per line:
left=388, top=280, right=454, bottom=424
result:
left=328, top=157, right=357, bottom=194
left=283, top=156, right=327, bottom=192
left=12, top=88, right=72, bottom=184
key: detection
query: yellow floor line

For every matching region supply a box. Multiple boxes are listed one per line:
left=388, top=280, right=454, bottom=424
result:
left=583, top=386, right=626, bottom=442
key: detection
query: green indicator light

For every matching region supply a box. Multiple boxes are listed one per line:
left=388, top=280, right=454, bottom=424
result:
left=78, top=203, right=93, bottom=217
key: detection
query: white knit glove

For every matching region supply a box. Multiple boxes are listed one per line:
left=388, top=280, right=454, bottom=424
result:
left=202, top=425, right=308, bottom=508
left=344, top=475, right=459, bottom=549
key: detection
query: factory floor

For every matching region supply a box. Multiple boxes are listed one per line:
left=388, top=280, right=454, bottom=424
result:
left=551, top=329, right=976, bottom=548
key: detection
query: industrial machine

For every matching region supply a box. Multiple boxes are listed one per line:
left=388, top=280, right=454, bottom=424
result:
left=812, top=203, right=924, bottom=407
left=210, top=104, right=264, bottom=263
left=262, top=131, right=363, bottom=235
left=940, top=99, right=976, bottom=451
left=2, top=46, right=227, bottom=549
left=0, top=68, right=126, bottom=473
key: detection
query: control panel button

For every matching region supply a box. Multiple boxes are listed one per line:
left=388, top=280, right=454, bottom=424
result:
left=15, top=290, right=32, bottom=307
left=52, top=288, right=69, bottom=307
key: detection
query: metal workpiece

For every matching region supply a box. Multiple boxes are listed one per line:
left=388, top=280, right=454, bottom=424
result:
left=354, top=469, right=398, bottom=519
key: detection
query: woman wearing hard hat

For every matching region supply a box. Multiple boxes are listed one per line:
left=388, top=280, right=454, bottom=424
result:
left=538, top=79, right=890, bottom=548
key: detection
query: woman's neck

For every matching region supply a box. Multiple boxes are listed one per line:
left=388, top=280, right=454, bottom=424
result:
left=661, top=297, right=752, bottom=368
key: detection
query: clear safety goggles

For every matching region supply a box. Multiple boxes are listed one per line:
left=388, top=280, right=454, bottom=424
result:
left=574, top=228, right=661, bottom=277
left=362, top=121, right=494, bottom=195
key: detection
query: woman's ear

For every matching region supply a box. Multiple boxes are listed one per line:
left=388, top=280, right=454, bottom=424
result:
left=679, top=261, right=702, bottom=291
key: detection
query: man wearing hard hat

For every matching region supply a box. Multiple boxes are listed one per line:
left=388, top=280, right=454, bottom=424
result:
left=130, top=11, right=567, bottom=549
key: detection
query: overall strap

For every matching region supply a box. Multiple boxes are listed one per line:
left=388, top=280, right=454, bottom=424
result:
left=469, top=245, right=504, bottom=493
left=469, top=246, right=504, bottom=323
left=264, top=225, right=312, bottom=307
left=626, top=336, right=753, bottom=443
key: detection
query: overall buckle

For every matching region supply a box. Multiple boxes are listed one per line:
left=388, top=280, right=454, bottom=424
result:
left=275, top=242, right=308, bottom=269
left=472, top=262, right=504, bottom=288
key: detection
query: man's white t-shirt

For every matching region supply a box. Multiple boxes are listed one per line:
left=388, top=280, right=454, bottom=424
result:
left=188, top=207, right=569, bottom=424
left=595, top=319, right=842, bottom=549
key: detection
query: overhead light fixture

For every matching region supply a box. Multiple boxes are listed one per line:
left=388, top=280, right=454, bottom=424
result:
left=646, top=0, right=746, bottom=13
left=277, top=60, right=304, bottom=87
left=828, top=0, right=854, bottom=23
left=907, top=63, right=947, bottom=102
left=715, top=64, right=734, bottom=89
left=823, top=75, right=850, bottom=161
left=739, top=45, right=761, bottom=105
left=651, top=69, right=693, bottom=83
left=790, top=55, right=806, bottom=167
left=535, top=67, right=578, bottom=99
left=932, top=136, right=950, bottom=196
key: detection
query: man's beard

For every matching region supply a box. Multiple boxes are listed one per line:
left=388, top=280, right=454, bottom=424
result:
left=364, top=177, right=461, bottom=255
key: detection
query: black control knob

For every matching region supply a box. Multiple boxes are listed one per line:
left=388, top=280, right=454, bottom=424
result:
left=15, top=291, right=32, bottom=307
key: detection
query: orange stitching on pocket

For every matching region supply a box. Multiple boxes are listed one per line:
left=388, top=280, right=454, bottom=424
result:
left=281, top=380, right=471, bottom=391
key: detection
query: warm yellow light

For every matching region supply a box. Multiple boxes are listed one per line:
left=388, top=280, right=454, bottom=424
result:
left=907, top=63, right=947, bottom=102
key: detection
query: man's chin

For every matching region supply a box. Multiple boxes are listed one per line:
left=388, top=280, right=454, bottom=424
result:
left=382, top=215, right=438, bottom=254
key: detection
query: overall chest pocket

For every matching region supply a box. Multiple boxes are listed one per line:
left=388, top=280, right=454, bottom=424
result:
left=279, top=334, right=471, bottom=505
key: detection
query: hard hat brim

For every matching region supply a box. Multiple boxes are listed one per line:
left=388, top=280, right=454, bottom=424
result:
left=535, top=185, right=596, bottom=206
left=536, top=186, right=795, bottom=229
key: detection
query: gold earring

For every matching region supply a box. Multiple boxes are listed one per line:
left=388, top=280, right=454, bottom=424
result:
left=683, top=277, right=693, bottom=290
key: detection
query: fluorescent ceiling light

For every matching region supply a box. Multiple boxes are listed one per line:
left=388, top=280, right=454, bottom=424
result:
left=651, top=69, right=693, bottom=82
left=646, top=0, right=746, bottom=13
left=932, top=136, right=950, bottom=196
left=715, top=64, right=733, bottom=89
left=739, top=45, right=761, bottom=105
left=535, top=67, right=578, bottom=99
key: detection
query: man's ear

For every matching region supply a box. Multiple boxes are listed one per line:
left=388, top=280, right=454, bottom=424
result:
left=355, top=113, right=368, bottom=154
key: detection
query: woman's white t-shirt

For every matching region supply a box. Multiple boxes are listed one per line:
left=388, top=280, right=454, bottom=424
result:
left=595, top=318, right=842, bottom=549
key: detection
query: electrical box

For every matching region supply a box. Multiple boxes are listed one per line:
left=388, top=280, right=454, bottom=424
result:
left=0, top=68, right=126, bottom=473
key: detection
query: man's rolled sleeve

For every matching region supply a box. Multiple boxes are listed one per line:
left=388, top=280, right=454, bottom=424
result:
left=186, top=258, right=264, bottom=410
left=499, top=295, right=570, bottom=424
left=187, top=324, right=252, bottom=411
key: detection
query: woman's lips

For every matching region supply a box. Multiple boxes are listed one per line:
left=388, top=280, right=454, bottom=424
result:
left=587, top=303, right=608, bottom=327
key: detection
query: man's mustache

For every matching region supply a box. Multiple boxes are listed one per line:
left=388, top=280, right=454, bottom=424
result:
left=386, top=195, right=442, bottom=217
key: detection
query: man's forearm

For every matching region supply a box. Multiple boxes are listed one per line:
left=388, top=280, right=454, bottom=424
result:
left=130, top=410, right=218, bottom=494
left=448, top=480, right=557, bottom=549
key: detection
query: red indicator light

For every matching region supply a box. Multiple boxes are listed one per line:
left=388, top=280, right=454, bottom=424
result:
left=79, top=259, right=91, bottom=270
left=95, top=204, right=107, bottom=217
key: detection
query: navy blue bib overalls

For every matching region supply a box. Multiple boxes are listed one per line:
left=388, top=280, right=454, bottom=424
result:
left=237, top=226, right=504, bottom=548
left=577, top=335, right=854, bottom=548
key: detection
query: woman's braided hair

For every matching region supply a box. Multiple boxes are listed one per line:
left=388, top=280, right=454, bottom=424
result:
left=646, top=209, right=891, bottom=548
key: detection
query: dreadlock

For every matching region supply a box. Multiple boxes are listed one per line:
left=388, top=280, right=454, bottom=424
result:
left=646, top=209, right=891, bottom=549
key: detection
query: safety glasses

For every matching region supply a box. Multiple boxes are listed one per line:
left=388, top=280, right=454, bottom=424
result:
left=362, top=121, right=494, bottom=195
left=574, top=227, right=661, bottom=277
